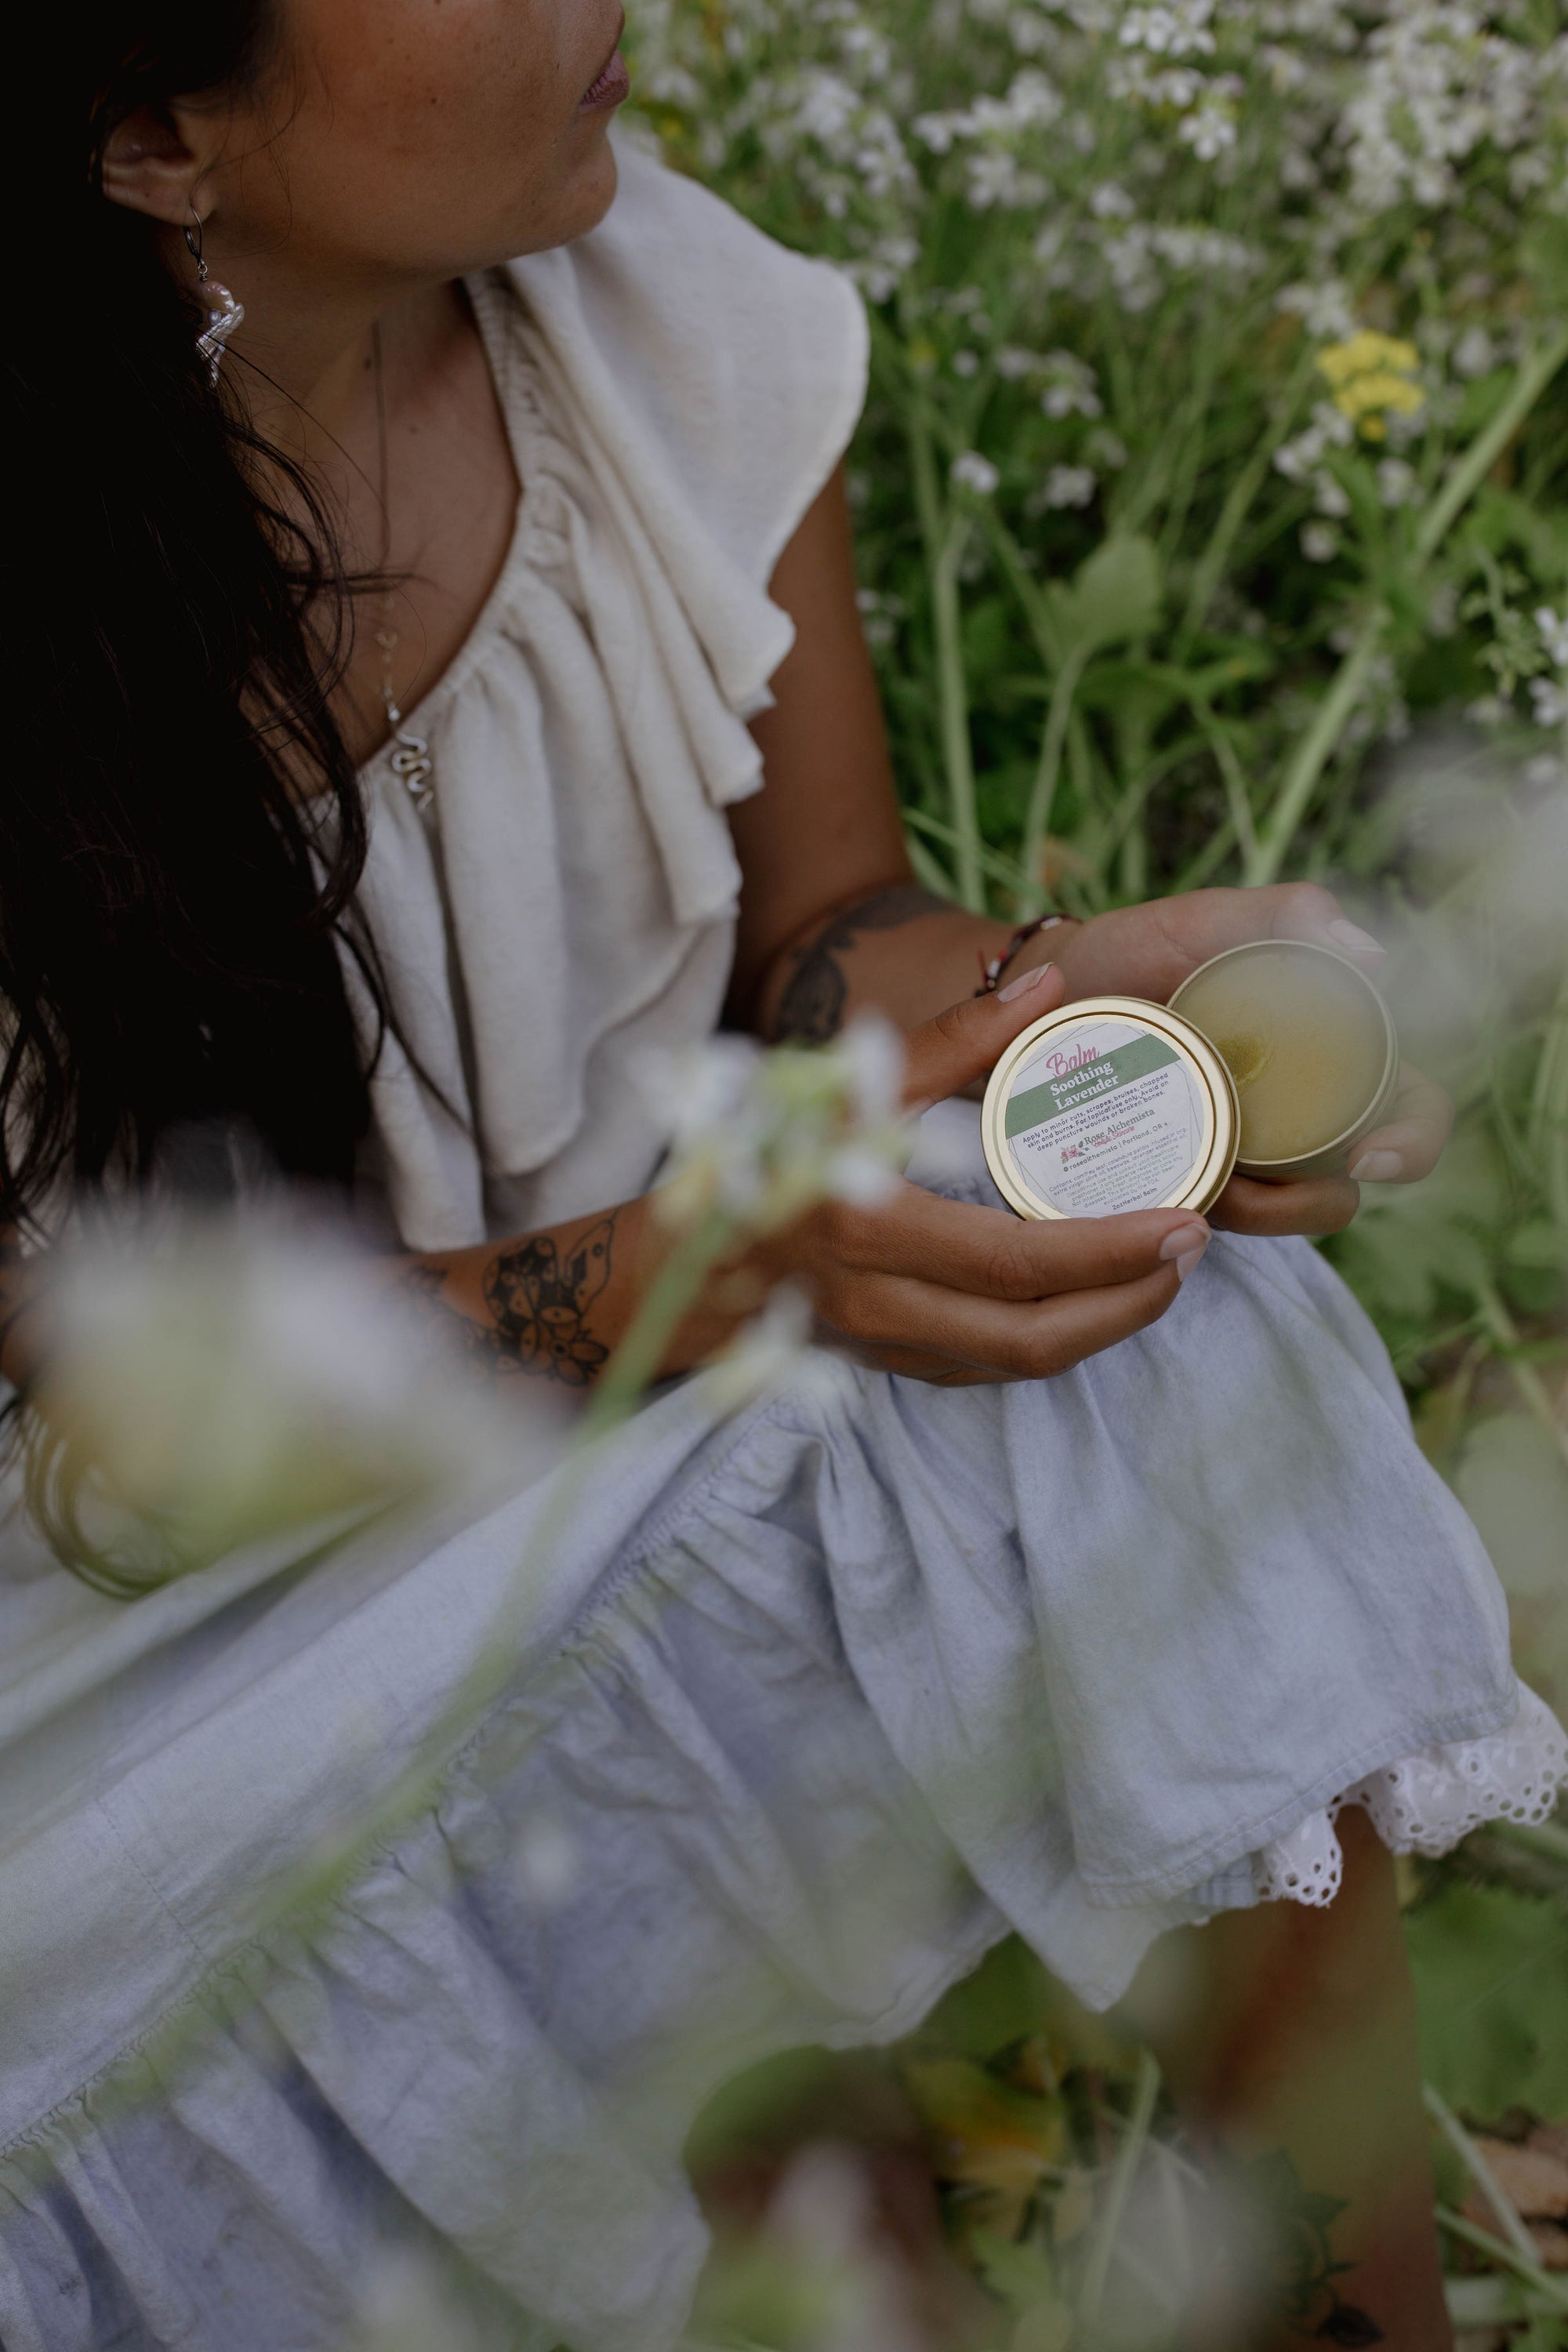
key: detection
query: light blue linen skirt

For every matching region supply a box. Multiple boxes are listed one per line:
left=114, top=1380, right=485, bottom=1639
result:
left=0, top=1134, right=1563, bottom=2350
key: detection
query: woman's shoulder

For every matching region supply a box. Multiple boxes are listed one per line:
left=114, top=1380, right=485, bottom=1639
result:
left=500, top=137, right=869, bottom=585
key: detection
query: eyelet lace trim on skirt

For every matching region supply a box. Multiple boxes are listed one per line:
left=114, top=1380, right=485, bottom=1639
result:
left=1255, top=1684, right=1568, bottom=1908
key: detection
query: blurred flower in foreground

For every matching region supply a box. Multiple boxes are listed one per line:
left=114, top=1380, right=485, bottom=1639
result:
left=1316, top=330, right=1425, bottom=441
left=29, top=1218, right=554, bottom=1595
left=695, top=2140, right=935, bottom=2352
left=649, top=1016, right=911, bottom=1235
left=345, top=2245, right=495, bottom=2352
left=951, top=448, right=1000, bottom=496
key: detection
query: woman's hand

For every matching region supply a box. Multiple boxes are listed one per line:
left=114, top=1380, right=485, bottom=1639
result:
left=1007, top=883, right=1453, bottom=1240
left=745, top=964, right=1212, bottom=1386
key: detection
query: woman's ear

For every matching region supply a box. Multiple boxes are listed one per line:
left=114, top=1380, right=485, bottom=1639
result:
left=100, top=107, right=204, bottom=229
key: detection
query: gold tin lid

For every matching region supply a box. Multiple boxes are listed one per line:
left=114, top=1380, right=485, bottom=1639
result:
left=981, top=996, right=1240, bottom=1221
left=1167, top=941, right=1399, bottom=1180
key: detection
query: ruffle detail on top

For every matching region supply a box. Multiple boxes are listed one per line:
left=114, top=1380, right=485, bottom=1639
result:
left=1256, top=1682, right=1568, bottom=1905
left=347, top=138, right=869, bottom=1250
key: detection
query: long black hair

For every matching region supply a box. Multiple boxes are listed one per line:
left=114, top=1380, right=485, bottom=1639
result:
left=7, top=3, right=378, bottom=1242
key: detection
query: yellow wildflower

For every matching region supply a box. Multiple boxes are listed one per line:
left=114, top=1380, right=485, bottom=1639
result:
left=1316, top=331, right=1425, bottom=441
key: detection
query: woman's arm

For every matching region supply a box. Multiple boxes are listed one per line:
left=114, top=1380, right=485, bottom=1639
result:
left=731, top=469, right=1451, bottom=1238
left=394, top=973, right=1211, bottom=1392
left=728, top=468, right=1031, bottom=1039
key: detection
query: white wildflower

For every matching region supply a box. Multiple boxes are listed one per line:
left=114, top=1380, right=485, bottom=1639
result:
left=1530, top=677, right=1568, bottom=728
left=1312, top=470, right=1352, bottom=518
left=1301, top=521, right=1341, bottom=562
left=952, top=347, right=981, bottom=377
left=952, top=449, right=1001, bottom=495
left=701, top=1284, right=848, bottom=1414
left=1043, top=464, right=1098, bottom=509
left=1178, top=85, right=1240, bottom=160
left=649, top=1018, right=912, bottom=1235
left=1452, top=324, right=1497, bottom=379
left=1376, top=458, right=1418, bottom=508
left=1117, top=0, right=1217, bottom=60
left=1085, top=426, right=1130, bottom=469
left=35, top=1219, right=544, bottom=1585
left=1534, top=608, right=1568, bottom=670
left=1040, top=349, right=1102, bottom=419
left=1277, top=279, right=1357, bottom=341
left=513, top=1813, right=579, bottom=1908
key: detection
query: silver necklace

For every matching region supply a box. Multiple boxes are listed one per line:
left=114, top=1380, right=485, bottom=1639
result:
left=371, top=325, right=436, bottom=815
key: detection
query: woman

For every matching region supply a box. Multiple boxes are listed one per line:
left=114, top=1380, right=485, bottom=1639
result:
left=2, top=2, right=1562, bottom=2345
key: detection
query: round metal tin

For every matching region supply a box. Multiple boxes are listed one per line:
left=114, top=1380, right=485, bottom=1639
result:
left=1167, top=941, right=1399, bottom=1179
left=981, top=996, right=1240, bottom=1221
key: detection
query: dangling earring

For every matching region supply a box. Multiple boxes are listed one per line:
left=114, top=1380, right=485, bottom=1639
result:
left=183, top=208, right=244, bottom=387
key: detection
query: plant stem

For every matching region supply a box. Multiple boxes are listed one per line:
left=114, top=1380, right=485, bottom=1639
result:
left=1493, top=1814, right=1568, bottom=1869
left=1190, top=698, right=1260, bottom=868
left=1472, top=1274, right=1568, bottom=1475
left=1414, top=325, right=1568, bottom=564
left=1078, top=2048, right=1160, bottom=2328
left=1177, top=351, right=1316, bottom=653
left=1436, top=2207, right=1568, bottom=2311
left=1424, top=2085, right=1541, bottom=2270
left=1244, top=615, right=1384, bottom=885
left=909, top=405, right=985, bottom=912
left=581, top=1208, right=731, bottom=1441
left=1023, top=644, right=1090, bottom=911
left=1528, top=960, right=1568, bottom=1233
left=1245, top=328, right=1568, bottom=887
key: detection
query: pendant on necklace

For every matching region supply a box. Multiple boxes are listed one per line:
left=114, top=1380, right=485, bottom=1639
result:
left=376, top=622, right=435, bottom=815
left=387, top=713, right=436, bottom=815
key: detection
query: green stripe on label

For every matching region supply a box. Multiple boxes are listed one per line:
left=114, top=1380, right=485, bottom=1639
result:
left=1005, top=1033, right=1179, bottom=1137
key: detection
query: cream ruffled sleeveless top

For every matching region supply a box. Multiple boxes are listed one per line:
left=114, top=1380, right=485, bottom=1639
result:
left=349, top=140, right=869, bottom=1252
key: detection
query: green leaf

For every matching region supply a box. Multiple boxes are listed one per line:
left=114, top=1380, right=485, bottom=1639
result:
left=970, top=2227, right=1058, bottom=2310
left=1406, top=1884, right=1568, bottom=2124
left=1046, top=535, right=1163, bottom=659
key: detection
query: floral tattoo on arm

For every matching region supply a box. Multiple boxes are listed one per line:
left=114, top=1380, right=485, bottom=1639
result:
left=399, top=1214, right=619, bottom=1388
left=770, top=882, right=950, bottom=1044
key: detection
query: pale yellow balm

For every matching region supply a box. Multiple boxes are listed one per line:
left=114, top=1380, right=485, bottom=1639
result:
left=1168, top=941, right=1399, bottom=1178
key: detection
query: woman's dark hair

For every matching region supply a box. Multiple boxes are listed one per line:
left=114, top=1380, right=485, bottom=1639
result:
left=8, top=4, right=379, bottom=1243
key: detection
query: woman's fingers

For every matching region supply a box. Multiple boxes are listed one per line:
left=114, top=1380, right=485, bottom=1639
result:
left=900, top=959, right=1067, bottom=1110
left=815, top=1254, right=1196, bottom=1381
left=832, top=1251, right=1203, bottom=1374
left=1347, top=1061, right=1454, bottom=1185
left=807, top=1182, right=1210, bottom=1300
left=1210, top=1171, right=1360, bottom=1238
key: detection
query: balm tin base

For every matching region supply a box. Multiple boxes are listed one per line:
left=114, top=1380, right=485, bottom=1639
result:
left=982, top=996, right=1240, bottom=1221
left=1167, top=941, right=1399, bottom=1179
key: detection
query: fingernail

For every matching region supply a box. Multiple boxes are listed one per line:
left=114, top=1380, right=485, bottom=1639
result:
left=1349, top=1149, right=1402, bottom=1181
left=1327, top=918, right=1385, bottom=956
left=998, top=960, right=1054, bottom=1004
left=1159, top=1225, right=1210, bottom=1267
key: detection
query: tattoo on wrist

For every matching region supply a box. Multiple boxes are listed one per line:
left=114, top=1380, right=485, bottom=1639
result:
left=770, top=883, right=949, bottom=1044
left=397, top=1214, right=619, bottom=1388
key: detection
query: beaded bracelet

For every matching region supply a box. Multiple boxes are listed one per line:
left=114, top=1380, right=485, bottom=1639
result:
left=974, top=912, right=1069, bottom=996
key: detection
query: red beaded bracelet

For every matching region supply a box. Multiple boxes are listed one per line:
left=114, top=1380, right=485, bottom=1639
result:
left=975, top=913, right=1069, bottom=996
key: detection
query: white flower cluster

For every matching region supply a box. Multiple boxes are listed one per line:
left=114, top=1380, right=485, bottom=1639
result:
left=648, top=1016, right=912, bottom=1232
left=1338, top=7, right=1568, bottom=216
left=627, top=0, right=1568, bottom=330
left=1531, top=608, right=1568, bottom=731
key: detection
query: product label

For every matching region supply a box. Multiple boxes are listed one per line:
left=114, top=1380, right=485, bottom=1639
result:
left=1004, top=1019, right=1206, bottom=1215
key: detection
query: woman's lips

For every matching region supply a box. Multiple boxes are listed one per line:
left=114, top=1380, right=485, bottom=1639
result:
left=580, top=47, right=631, bottom=111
